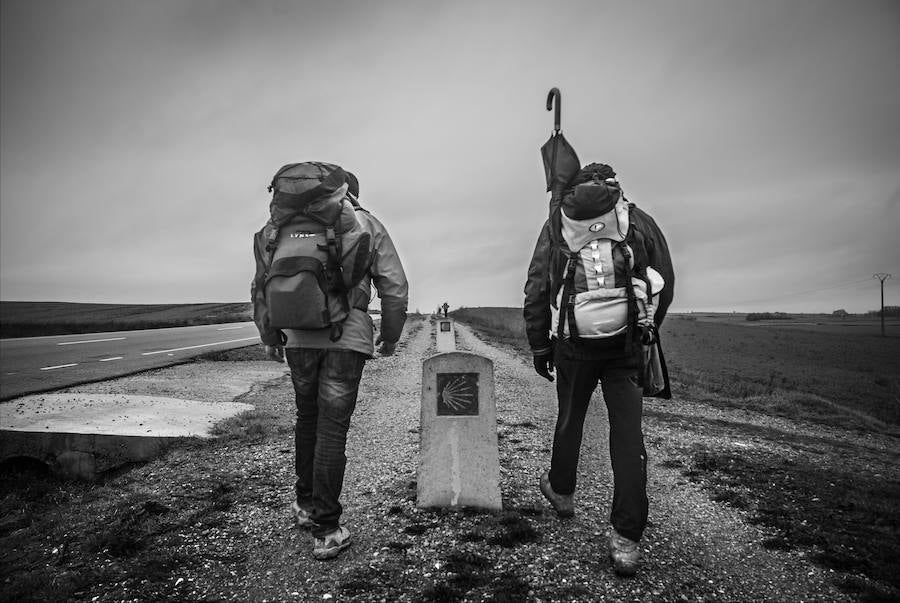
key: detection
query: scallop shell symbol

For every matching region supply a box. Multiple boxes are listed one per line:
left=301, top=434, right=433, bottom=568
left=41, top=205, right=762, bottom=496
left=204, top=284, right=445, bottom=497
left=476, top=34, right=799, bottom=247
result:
left=440, top=376, right=475, bottom=412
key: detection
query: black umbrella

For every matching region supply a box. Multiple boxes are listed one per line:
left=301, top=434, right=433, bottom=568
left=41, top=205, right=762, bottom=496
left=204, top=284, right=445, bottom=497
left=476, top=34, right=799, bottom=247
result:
left=540, top=87, right=580, bottom=212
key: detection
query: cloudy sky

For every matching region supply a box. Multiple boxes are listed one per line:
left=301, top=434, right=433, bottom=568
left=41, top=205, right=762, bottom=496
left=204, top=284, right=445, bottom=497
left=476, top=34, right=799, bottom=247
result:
left=2, top=0, right=898, bottom=314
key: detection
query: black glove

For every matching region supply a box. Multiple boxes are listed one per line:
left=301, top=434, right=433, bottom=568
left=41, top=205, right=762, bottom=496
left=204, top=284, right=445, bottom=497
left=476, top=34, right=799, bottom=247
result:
left=375, top=334, right=396, bottom=356
left=641, top=324, right=658, bottom=346
left=533, top=351, right=555, bottom=382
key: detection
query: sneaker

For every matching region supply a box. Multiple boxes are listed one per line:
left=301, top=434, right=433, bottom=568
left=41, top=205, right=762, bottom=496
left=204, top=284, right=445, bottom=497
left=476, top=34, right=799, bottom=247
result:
left=608, top=529, right=640, bottom=576
left=290, top=501, right=316, bottom=529
left=313, top=526, right=352, bottom=560
left=539, top=471, right=574, bottom=517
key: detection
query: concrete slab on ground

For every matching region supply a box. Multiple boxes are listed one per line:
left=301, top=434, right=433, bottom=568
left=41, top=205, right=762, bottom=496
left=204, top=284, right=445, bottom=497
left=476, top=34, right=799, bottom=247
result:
left=1, top=393, right=254, bottom=437
left=0, top=360, right=287, bottom=479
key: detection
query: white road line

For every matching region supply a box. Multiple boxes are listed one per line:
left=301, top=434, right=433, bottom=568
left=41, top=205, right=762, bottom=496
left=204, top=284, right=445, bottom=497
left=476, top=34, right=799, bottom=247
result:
left=141, top=336, right=259, bottom=356
left=57, top=337, right=126, bottom=346
left=99, top=356, right=123, bottom=362
left=217, top=326, right=244, bottom=331
left=40, top=363, right=78, bottom=371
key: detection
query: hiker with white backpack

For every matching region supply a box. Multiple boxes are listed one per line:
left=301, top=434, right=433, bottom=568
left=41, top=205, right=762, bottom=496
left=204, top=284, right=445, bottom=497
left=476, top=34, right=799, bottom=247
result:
left=252, top=162, right=408, bottom=560
left=523, top=160, right=674, bottom=576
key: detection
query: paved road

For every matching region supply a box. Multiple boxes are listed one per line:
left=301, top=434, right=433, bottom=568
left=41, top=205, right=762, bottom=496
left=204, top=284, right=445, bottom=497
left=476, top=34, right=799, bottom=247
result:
left=0, top=322, right=259, bottom=401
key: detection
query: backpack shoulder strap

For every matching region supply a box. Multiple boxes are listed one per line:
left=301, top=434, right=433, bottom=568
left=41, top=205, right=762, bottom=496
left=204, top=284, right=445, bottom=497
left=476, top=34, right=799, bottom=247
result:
left=322, top=215, right=349, bottom=342
left=263, top=221, right=280, bottom=270
left=556, top=250, right=581, bottom=342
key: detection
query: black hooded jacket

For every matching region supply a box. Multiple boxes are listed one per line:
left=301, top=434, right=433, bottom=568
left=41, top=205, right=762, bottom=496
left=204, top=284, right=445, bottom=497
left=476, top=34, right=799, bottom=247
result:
left=523, top=204, right=674, bottom=356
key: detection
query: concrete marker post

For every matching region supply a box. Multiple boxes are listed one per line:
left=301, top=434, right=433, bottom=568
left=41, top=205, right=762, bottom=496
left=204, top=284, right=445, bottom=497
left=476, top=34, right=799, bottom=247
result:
left=436, top=318, right=456, bottom=352
left=417, top=351, right=502, bottom=510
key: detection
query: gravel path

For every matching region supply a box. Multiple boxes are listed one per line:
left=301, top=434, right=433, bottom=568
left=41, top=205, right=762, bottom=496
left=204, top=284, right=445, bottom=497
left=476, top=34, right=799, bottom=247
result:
left=9, top=317, right=858, bottom=601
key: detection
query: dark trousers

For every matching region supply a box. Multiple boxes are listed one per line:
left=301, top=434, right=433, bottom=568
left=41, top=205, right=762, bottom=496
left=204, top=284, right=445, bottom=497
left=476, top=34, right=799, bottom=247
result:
left=286, top=348, right=366, bottom=538
left=549, top=339, right=649, bottom=542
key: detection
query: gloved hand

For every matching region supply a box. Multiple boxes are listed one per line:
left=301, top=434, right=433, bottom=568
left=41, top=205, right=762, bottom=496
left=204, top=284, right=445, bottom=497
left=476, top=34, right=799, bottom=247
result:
left=264, top=345, right=284, bottom=363
left=533, top=350, right=555, bottom=382
left=640, top=324, right=658, bottom=346
left=375, top=334, right=396, bottom=356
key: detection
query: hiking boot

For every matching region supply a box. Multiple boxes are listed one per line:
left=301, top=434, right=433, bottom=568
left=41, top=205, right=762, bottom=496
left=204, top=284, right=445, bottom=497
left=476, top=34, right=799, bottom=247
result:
left=539, top=471, right=574, bottom=517
left=290, top=501, right=316, bottom=529
left=608, top=529, right=640, bottom=576
left=312, top=526, right=352, bottom=560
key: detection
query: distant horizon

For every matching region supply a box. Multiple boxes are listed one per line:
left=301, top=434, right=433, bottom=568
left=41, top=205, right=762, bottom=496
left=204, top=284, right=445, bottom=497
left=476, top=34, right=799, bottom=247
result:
left=1, top=298, right=896, bottom=317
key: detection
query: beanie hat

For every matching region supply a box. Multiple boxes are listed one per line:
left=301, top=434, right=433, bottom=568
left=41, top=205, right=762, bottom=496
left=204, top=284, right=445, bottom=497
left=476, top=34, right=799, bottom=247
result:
left=568, top=162, right=617, bottom=188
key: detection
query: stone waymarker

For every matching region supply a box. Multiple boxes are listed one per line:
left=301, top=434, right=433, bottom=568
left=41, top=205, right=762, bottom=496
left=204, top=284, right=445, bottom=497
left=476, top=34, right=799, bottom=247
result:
left=418, top=351, right=502, bottom=510
left=0, top=393, right=253, bottom=480
left=435, top=318, right=456, bottom=352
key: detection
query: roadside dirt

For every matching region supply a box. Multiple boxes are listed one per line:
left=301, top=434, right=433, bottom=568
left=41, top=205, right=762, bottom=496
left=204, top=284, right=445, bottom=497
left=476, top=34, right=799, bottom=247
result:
left=1, top=317, right=871, bottom=601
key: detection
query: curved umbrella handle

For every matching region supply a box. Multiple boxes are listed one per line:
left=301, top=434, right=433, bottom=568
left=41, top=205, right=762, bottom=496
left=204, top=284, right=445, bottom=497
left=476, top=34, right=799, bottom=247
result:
left=546, top=87, right=561, bottom=134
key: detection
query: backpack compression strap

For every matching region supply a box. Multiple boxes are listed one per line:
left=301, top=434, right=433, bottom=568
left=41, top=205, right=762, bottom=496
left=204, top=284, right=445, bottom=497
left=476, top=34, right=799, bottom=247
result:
left=323, top=223, right=351, bottom=342
left=556, top=252, right=581, bottom=342
left=618, top=242, right=638, bottom=355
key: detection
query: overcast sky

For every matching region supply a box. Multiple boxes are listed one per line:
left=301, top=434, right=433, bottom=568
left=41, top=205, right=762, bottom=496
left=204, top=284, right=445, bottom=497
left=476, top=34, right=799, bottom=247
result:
left=2, top=0, right=898, bottom=314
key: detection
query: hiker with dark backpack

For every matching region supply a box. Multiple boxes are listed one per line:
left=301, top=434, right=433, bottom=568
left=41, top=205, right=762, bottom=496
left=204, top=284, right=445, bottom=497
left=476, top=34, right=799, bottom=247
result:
left=252, top=161, right=408, bottom=560
left=523, top=161, right=674, bottom=576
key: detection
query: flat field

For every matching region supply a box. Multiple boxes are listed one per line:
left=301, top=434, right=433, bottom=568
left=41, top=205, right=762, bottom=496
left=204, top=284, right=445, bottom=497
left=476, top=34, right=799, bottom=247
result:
left=686, top=312, right=900, bottom=337
left=0, top=302, right=253, bottom=338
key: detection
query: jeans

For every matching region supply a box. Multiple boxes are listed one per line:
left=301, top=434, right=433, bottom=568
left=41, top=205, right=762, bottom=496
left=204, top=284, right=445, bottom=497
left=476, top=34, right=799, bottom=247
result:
left=549, top=338, right=649, bottom=542
left=286, top=348, right=366, bottom=538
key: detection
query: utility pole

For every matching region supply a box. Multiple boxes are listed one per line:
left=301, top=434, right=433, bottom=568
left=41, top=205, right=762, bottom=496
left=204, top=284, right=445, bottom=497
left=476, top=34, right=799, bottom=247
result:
left=873, top=273, right=891, bottom=336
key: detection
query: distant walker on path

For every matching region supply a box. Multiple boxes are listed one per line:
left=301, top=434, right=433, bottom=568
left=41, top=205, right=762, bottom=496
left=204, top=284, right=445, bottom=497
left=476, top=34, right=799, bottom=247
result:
left=252, top=161, right=409, bottom=560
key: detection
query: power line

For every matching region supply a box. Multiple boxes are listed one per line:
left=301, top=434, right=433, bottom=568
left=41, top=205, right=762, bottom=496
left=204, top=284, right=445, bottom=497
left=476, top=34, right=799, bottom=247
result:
left=874, top=273, right=892, bottom=336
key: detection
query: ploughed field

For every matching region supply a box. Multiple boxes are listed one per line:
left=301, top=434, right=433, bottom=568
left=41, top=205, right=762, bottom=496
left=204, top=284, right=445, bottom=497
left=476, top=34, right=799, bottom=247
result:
left=0, top=302, right=253, bottom=338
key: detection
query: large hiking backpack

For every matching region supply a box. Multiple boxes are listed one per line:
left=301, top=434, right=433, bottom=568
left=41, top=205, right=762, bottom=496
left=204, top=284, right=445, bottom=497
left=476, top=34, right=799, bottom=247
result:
left=254, top=162, right=372, bottom=341
left=549, top=178, right=665, bottom=349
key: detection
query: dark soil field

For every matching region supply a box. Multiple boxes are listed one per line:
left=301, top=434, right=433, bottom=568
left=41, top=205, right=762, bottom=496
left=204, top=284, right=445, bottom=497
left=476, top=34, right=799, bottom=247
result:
left=0, top=302, right=253, bottom=338
left=687, top=312, right=900, bottom=337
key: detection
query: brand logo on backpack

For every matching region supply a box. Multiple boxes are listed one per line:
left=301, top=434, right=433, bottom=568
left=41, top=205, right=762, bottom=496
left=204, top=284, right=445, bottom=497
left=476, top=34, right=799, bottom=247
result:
left=589, top=222, right=605, bottom=232
left=289, top=231, right=315, bottom=239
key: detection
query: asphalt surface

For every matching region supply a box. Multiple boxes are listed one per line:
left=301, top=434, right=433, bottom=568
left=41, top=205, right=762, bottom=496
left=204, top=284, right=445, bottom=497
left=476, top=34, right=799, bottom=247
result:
left=0, top=322, right=259, bottom=401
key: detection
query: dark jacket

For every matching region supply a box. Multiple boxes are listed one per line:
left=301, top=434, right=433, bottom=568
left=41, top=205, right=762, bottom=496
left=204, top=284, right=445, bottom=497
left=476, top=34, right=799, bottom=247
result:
left=523, top=204, right=674, bottom=356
